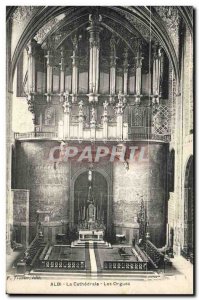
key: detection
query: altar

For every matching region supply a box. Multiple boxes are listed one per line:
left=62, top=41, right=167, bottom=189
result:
left=79, top=230, right=104, bottom=241
left=76, top=169, right=106, bottom=242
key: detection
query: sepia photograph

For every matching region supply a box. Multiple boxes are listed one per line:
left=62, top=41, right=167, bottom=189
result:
left=6, top=5, right=194, bottom=295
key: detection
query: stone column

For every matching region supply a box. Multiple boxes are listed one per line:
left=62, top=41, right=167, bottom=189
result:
left=159, top=48, right=164, bottom=98
left=62, top=92, right=71, bottom=138
left=87, top=14, right=102, bottom=103
left=135, top=40, right=143, bottom=104
left=6, top=17, right=14, bottom=254
left=71, top=35, right=79, bottom=103
left=123, top=48, right=129, bottom=96
left=59, top=47, right=65, bottom=102
left=27, top=39, right=37, bottom=94
left=109, top=35, right=117, bottom=103
left=26, top=39, right=37, bottom=123
left=45, top=50, right=53, bottom=102
left=152, top=43, right=162, bottom=105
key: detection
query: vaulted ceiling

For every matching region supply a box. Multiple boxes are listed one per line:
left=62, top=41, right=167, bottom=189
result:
left=7, top=6, right=193, bottom=85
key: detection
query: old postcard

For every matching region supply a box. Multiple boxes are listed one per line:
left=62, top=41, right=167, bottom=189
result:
left=6, top=5, right=194, bottom=295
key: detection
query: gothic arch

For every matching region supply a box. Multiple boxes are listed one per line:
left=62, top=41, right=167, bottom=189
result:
left=6, top=6, right=193, bottom=88
left=70, top=166, right=113, bottom=237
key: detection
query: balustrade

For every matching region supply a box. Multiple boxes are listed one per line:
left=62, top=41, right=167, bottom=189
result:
left=141, top=240, right=165, bottom=268
left=40, top=260, right=85, bottom=270
left=104, top=261, right=147, bottom=271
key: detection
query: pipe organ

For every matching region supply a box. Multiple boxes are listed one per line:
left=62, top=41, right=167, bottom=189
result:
left=24, top=14, right=170, bottom=142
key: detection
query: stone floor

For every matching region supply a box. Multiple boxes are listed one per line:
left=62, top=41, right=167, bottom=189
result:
left=6, top=244, right=194, bottom=289
left=49, top=245, right=86, bottom=261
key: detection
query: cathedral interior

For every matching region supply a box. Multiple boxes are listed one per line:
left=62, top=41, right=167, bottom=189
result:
left=6, top=6, right=194, bottom=281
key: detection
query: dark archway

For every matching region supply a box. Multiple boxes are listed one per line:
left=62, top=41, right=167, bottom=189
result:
left=74, top=171, right=108, bottom=228
left=182, top=155, right=194, bottom=262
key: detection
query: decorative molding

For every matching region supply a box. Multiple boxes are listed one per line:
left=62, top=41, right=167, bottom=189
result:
left=12, top=6, right=39, bottom=24
left=34, top=17, right=63, bottom=44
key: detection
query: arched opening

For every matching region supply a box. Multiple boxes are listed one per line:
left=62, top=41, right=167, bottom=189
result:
left=74, top=171, right=108, bottom=229
left=182, top=155, right=194, bottom=262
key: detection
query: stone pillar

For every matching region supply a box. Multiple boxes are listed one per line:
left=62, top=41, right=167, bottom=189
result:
left=71, top=35, right=79, bottom=103
left=109, top=35, right=117, bottom=103
left=123, top=48, right=129, bottom=96
left=27, top=39, right=37, bottom=94
left=87, top=13, right=102, bottom=103
left=78, top=100, right=84, bottom=139
left=45, top=50, right=53, bottom=102
left=152, top=44, right=163, bottom=105
left=59, top=47, right=65, bottom=102
left=159, top=49, right=164, bottom=98
left=135, top=40, right=143, bottom=104
left=26, top=39, right=37, bottom=123
left=6, top=17, right=14, bottom=254
left=62, top=92, right=71, bottom=139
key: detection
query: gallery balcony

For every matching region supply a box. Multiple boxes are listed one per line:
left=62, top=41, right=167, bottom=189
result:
left=14, top=126, right=171, bottom=143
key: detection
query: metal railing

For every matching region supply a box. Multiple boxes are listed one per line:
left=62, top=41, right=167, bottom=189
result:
left=14, top=131, right=170, bottom=142
left=15, top=132, right=58, bottom=140
left=128, top=133, right=171, bottom=142
left=104, top=261, right=148, bottom=271
left=40, top=260, right=85, bottom=269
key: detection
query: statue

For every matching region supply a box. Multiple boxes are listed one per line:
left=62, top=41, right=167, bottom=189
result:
left=86, top=183, right=96, bottom=224
left=103, top=100, right=109, bottom=111
left=87, top=202, right=96, bottom=223
left=137, top=197, right=148, bottom=240
left=76, top=169, right=106, bottom=233
left=91, top=107, right=96, bottom=122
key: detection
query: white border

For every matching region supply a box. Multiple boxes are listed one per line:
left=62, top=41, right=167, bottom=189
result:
left=0, top=2, right=198, bottom=299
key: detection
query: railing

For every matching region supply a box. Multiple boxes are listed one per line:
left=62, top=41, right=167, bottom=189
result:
left=15, top=132, right=58, bottom=139
left=104, top=261, right=147, bottom=271
left=24, top=234, right=43, bottom=266
left=14, top=131, right=170, bottom=142
left=141, top=240, right=165, bottom=268
left=128, top=133, right=171, bottom=142
left=35, top=125, right=58, bottom=133
left=40, top=260, right=85, bottom=270
left=135, top=244, right=149, bottom=262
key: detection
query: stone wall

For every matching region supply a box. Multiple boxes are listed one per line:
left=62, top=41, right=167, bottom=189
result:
left=12, top=189, right=29, bottom=246
left=14, top=140, right=70, bottom=242
left=168, top=26, right=193, bottom=255
left=14, top=140, right=169, bottom=247
left=113, top=143, right=169, bottom=247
